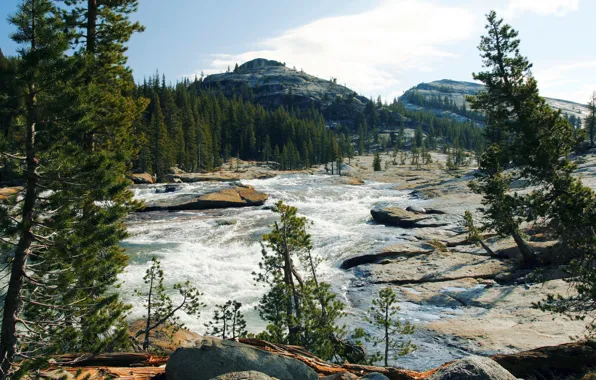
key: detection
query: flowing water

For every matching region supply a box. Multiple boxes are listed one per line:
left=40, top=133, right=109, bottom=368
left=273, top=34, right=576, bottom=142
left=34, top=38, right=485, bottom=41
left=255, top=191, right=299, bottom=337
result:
left=122, top=174, right=467, bottom=370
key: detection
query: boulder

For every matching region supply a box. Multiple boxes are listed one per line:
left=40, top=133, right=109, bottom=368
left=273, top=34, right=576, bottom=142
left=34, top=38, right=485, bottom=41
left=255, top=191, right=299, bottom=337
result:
left=141, top=186, right=268, bottom=212
left=169, top=166, right=186, bottom=175
left=321, top=373, right=358, bottom=380
left=360, top=373, right=390, bottom=380
left=166, top=338, right=318, bottom=380
left=405, top=205, right=426, bottom=214
left=0, top=186, right=22, bottom=201
left=428, top=356, right=516, bottom=380
left=371, top=203, right=449, bottom=228
left=129, top=173, right=155, bottom=184
left=210, top=371, right=278, bottom=380
left=491, top=342, right=596, bottom=379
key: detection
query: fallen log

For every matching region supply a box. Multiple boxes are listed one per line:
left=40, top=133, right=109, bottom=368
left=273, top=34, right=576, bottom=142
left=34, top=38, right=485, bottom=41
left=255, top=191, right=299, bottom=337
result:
left=238, top=338, right=437, bottom=380
left=50, top=352, right=168, bottom=367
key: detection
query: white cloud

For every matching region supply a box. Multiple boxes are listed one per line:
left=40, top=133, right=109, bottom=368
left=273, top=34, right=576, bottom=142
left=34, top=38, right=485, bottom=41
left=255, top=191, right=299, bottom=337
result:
left=196, top=0, right=478, bottom=101
left=534, top=60, right=596, bottom=103
left=504, top=0, right=580, bottom=17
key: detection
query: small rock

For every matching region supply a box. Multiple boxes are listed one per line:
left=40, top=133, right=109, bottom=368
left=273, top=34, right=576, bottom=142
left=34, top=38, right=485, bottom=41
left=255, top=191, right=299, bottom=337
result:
left=406, top=205, right=427, bottom=214
left=210, top=371, right=278, bottom=380
left=428, top=356, right=516, bottom=380
left=321, top=373, right=358, bottom=380
left=129, top=172, right=155, bottom=184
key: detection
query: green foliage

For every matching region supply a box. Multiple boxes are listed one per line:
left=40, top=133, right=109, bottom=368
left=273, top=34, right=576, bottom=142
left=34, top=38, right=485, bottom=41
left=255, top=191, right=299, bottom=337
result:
left=254, top=201, right=345, bottom=360
left=373, top=152, right=382, bottom=171
left=469, top=11, right=596, bottom=333
left=0, top=0, right=146, bottom=375
left=362, top=287, right=416, bottom=367
left=587, top=92, right=596, bottom=147
left=205, top=300, right=248, bottom=340
left=134, top=78, right=338, bottom=173
left=134, top=257, right=205, bottom=351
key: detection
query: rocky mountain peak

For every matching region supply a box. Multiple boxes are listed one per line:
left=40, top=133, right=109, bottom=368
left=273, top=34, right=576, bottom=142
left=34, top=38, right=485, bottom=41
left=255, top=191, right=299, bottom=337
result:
left=238, top=58, right=284, bottom=71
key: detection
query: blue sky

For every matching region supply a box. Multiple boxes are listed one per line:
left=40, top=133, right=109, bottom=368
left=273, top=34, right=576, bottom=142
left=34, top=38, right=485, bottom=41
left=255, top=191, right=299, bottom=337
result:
left=1, top=0, right=594, bottom=103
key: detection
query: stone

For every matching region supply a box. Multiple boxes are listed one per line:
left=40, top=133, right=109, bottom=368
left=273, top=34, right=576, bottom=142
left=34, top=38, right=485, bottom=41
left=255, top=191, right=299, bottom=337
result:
left=128, top=172, right=154, bottom=184
left=140, top=186, right=268, bottom=212
left=166, top=338, right=318, bottom=380
left=491, top=342, right=596, bottom=379
left=428, top=356, right=516, bottom=380
left=370, top=203, right=449, bottom=228
left=360, top=373, right=390, bottom=380
left=406, top=205, right=426, bottom=214
left=0, top=186, right=21, bottom=201
left=321, top=373, right=358, bottom=380
left=210, top=371, right=278, bottom=380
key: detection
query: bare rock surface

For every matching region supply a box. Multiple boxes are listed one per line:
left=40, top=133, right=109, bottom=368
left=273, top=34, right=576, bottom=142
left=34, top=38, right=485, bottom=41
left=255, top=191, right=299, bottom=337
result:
left=140, top=185, right=268, bottom=212
left=427, top=356, right=516, bottom=380
left=166, top=338, right=318, bottom=380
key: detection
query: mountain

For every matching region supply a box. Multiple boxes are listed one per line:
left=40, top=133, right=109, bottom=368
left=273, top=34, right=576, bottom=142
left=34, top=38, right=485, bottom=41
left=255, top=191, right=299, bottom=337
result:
left=201, top=58, right=369, bottom=125
left=400, top=79, right=589, bottom=127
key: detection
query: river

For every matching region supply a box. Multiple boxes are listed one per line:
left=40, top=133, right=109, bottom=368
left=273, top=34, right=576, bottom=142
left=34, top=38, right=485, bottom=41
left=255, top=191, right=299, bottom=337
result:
left=122, top=174, right=467, bottom=370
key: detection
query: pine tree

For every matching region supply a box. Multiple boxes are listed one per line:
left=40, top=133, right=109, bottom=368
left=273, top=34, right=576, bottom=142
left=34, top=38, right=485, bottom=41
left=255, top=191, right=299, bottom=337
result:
left=373, top=152, right=382, bottom=171
left=151, top=94, right=170, bottom=182
left=0, top=0, right=146, bottom=375
left=133, top=257, right=205, bottom=351
left=364, top=288, right=416, bottom=367
left=469, top=11, right=594, bottom=276
left=205, top=300, right=248, bottom=340
left=254, top=201, right=345, bottom=360
left=587, top=91, right=596, bottom=147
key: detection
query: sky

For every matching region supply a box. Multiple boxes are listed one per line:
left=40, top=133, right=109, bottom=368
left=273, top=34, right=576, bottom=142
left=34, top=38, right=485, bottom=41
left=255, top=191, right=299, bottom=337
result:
left=0, top=0, right=594, bottom=103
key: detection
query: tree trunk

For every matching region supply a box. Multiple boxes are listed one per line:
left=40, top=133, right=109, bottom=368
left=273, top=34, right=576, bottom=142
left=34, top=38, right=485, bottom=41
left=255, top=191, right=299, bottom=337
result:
left=512, top=230, right=536, bottom=267
left=84, top=0, right=97, bottom=151
left=0, top=83, right=38, bottom=378
left=142, top=270, right=154, bottom=351
left=384, top=305, right=389, bottom=367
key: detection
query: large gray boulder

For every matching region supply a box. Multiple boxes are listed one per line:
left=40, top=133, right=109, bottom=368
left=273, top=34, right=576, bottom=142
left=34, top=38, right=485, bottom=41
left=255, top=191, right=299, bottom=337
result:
left=428, top=356, right=516, bottom=380
left=210, top=371, right=277, bottom=380
left=140, top=186, right=268, bottom=212
left=166, top=338, right=318, bottom=380
left=371, top=203, right=449, bottom=228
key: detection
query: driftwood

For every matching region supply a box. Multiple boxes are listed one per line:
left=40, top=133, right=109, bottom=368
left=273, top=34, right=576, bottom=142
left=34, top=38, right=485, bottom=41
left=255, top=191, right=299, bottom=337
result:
left=40, top=366, right=165, bottom=380
left=238, top=338, right=437, bottom=380
left=50, top=352, right=168, bottom=367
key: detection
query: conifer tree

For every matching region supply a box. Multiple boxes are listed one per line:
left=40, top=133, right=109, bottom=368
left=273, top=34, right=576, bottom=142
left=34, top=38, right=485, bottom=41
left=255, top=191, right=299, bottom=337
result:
left=0, top=0, right=146, bottom=375
left=364, top=288, right=416, bottom=367
left=133, top=257, right=205, bottom=351
left=373, top=152, right=382, bottom=171
left=254, top=201, right=345, bottom=360
left=468, top=12, right=596, bottom=324
left=587, top=91, right=596, bottom=147
left=205, top=300, right=248, bottom=340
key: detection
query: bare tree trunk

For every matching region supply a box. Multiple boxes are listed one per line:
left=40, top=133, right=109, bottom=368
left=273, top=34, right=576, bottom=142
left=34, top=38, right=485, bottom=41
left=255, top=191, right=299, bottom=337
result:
left=512, top=229, right=536, bottom=267
left=84, top=0, right=97, bottom=151
left=384, top=305, right=389, bottom=367
left=0, top=85, right=38, bottom=378
left=142, top=270, right=154, bottom=351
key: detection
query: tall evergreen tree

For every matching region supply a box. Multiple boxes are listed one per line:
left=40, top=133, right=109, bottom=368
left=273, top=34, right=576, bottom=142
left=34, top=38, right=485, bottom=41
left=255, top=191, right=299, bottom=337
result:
left=0, top=0, right=147, bottom=376
left=254, top=201, right=345, bottom=360
left=469, top=11, right=590, bottom=270
left=586, top=91, right=596, bottom=147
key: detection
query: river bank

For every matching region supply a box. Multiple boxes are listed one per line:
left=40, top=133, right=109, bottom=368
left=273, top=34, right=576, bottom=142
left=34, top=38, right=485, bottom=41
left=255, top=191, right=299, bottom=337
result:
left=121, top=152, right=595, bottom=371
